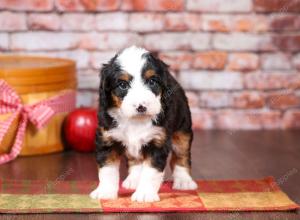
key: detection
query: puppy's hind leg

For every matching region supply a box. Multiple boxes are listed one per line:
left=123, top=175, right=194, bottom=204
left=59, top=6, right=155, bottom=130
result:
left=171, top=131, right=197, bottom=190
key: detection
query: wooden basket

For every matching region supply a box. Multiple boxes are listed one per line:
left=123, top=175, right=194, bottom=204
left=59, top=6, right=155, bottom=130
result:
left=0, top=55, right=77, bottom=156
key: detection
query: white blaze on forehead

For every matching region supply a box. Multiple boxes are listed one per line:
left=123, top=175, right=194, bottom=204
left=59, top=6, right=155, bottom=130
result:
left=117, top=46, right=148, bottom=77
left=114, top=45, right=161, bottom=119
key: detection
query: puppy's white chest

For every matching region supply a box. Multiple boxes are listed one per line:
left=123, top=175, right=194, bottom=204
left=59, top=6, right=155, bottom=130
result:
left=107, top=120, right=161, bottom=158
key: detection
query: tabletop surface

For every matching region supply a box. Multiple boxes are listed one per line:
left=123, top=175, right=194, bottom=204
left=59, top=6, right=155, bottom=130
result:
left=0, top=130, right=299, bottom=220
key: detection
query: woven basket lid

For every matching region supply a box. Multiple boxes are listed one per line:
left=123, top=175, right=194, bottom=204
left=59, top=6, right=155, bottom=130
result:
left=0, top=55, right=76, bottom=93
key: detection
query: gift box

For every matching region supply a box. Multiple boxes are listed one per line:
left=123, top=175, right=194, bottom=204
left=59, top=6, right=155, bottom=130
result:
left=0, top=56, right=77, bottom=164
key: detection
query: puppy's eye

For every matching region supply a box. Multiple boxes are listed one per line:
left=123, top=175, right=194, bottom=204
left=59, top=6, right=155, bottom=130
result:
left=148, top=78, right=158, bottom=87
left=118, top=81, right=129, bottom=90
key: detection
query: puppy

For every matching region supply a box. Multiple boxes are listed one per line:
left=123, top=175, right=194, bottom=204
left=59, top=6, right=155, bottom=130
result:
left=90, top=46, right=197, bottom=202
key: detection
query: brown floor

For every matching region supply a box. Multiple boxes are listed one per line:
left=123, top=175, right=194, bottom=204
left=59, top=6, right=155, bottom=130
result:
left=0, top=130, right=299, bottom=219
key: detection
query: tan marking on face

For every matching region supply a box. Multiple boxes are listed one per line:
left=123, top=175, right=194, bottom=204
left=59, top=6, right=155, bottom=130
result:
left=144, top=69, right=156, bottom=80
left=118, top=73, right=131, bottom=82
left=112, top=93, right=122, bottom=108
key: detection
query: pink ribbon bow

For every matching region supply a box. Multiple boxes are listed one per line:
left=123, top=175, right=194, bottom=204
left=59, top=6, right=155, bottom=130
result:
left=0, top=80, right=76, bottom=164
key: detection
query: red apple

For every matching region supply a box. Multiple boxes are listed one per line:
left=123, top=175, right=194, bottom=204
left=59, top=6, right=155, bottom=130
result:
left=64, top=107, right=98, bottom=152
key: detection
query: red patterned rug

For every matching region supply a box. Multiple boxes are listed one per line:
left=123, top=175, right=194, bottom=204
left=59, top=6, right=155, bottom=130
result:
left=0, top=177, right=298, bottom=213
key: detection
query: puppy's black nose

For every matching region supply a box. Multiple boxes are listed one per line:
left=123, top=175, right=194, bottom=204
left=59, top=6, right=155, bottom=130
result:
left=136, top=105, right=147, bottom=113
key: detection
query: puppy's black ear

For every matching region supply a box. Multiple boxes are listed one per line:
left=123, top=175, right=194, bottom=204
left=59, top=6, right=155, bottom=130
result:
left=98, top=55, right=120, bottom=129
left=98, top=55, right=119, bottom=111
left=99, top=63, right=109, bottom=112
left=146, top=53, right=170, bottom=89
left=158, top=58, right=170, bottom=88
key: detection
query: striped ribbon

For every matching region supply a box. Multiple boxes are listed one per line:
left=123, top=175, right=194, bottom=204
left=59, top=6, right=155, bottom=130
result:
left=0, top=80, right=76, bottom=165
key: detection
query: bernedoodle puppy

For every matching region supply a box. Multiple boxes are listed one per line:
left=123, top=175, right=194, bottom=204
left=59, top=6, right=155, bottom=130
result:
left=90, top=46, right=197, bottom=202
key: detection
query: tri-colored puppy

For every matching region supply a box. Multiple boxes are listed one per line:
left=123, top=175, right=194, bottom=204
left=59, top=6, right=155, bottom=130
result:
left=90, top=46, right=197, bottom=202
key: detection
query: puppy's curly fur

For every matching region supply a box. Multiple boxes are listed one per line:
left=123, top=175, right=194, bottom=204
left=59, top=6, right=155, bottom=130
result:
left=90, top=46, right=197, bottom=202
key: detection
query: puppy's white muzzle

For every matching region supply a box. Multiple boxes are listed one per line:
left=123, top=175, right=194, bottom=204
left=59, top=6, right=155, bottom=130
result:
left=121, top=85, right=161, bottom=119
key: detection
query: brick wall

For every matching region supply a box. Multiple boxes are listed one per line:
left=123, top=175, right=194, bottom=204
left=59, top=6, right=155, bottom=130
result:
left=0, top=0, right=300, bottom=130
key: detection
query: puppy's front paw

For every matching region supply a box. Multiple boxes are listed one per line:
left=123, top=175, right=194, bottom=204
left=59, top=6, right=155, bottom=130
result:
left=173, top=178, right=198, bottom=190
left=89, top=186, right=118, bottom=200
left=122, top=175, right=139, bottom=190
left=131, top=189, right=160, bottom=202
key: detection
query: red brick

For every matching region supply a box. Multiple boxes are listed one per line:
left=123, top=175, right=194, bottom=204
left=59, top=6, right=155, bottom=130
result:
left=179, top=71, right=243, bottom=90
left=261, top=53, right=291, bottom=70
left=28, top=50, right=90, bottom=68
left=216, top=110, right=281, bottom=129
left=261, top=111, right=282, bottom=129
left=193, top=51, right=227, bottom=70
left=96, top=13, right=128, bottom=31
left=200, top=15, right=269, bottom=32
left=199, top=91, right=265, bottom=109
left=62, top=13, right=95, bottom=31
left=244, top=72, right=300, bottom=90
left=187, top=0, right=252, bottom=12
left=159, top=52, right=193, bottom=70
left=218, top=111, right=264, bottom=129
left=165, top=13, right=187, bottom=31
left=121, top=0, right=184, bottom=11
left=282, top=110, right=300, bottom=129
left=11, top=32, right=79, bottom=51
left=90, top=51, right=116, bottom=69
left=213, top=33, right=275, bottom=52
left=129, top=13, right=164, bottom=32
left=232, top=92, right=265, bottom=109
left=55, top=0, right=78, bottom=11
left=233, top=16, right=253, bottom=32
left=55, top=50, right=90, bottom=69
left=165, top=13, right=201, bottom=31
left=0, top=0, right=53, bottom=11
left=272, top=34, right=300, bottom=52
left=267, top=92, right=300, bottom=109
left=199, top=92, right=230, bottom=108
left=227, top=53, right=259, bottom=71
left=201, top=15, right=230, bottom=32
left=191, top=108, right=214, bottom=130
left=190, top=34, right=211, bottom=50
left=233, top=15, right=269, bottom=32
left=270, top=15, right=300, bottom=31
left=144, top=33, right=188, bottom=51
left=254, top=0, right=300, bottom=12
left=79, top=33, right=142, bottom=50
left=0, top=12, right=26, bottom=31
left=28, top=13, right=60, bottom=30
left=56, top=0, right=120, bottom=11
left=144, top=33, right=210, bottom=51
